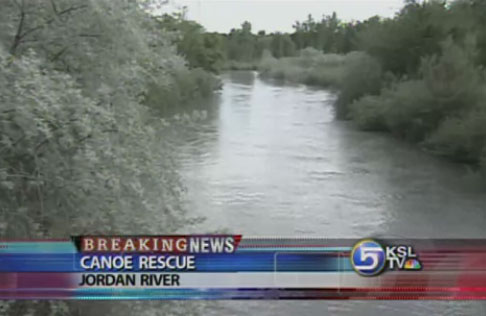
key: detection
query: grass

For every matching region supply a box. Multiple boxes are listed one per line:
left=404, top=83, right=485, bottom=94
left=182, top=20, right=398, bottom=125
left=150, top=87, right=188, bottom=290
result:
left=258, top=48, right=347, bottom=88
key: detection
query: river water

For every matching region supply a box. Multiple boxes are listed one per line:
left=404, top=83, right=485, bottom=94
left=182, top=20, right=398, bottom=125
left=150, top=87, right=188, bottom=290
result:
left=174, top=71, right=486, bottom=315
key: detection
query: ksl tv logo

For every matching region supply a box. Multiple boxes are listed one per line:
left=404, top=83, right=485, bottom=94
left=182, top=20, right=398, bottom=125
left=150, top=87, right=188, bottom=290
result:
left=350, top=239, right=422, bottom=276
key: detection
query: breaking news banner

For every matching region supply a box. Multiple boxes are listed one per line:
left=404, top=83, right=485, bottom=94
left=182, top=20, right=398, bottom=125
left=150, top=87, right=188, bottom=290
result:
left=1, top=236, right=486, bottom=300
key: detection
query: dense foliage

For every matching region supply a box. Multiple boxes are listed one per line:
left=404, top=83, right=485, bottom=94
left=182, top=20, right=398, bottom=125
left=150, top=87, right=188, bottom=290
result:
left=0, top=0, right=206, bottom=237
left=1, top=1, right=485, bottom=313
left=0, top=1, right=217, bottom=314
left=247, top=0, right=486, bottom=171
left=343, top=0, right=486, bottom=169
left=219, top=13, right=360, bottom=65
left=156, top=14, right=225, bottom=73
left=218, top=22, right=297, bottom=69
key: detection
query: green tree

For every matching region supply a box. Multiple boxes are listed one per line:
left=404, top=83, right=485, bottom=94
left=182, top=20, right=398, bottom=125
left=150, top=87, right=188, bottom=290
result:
left=225, top=21, right=257, bottom=61
left=270, top=33, right=296, bottom=58
left=357, top=1, right=450, bottom=75
left=156, top=14, right=225, bottom=73
left=1, top=2, right=216, bottom=315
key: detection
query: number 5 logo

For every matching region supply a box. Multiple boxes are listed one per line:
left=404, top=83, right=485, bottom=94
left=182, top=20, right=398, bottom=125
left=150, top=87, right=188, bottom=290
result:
left=351, top=240, right=386, bottom=276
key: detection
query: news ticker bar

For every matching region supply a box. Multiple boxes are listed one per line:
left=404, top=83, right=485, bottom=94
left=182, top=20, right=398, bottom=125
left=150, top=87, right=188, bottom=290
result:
left=1, top=237, right=486, bottom=300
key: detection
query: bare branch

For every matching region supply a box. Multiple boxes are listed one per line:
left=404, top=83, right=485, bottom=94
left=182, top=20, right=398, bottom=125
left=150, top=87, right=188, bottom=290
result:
left=50, top=46, right=68, bottom=62
left=10, top=0, right=26, bottom=55
left=49, top=0, right=59, bottom=15
left=16, top=4, right=89, bottom=47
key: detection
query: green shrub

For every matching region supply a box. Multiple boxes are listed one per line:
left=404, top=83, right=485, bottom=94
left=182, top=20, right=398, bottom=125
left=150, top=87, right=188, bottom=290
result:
left=0, top=0, right=221, bottom=241
left=380, top=38, right=483, bottom=142
left=349, top=78, right=440, bottom=141
left=420, top=37, right=482, bottom=114
left=145, top=67, right=221, bottom=115
left=425, top=105, right=486, bottom=163
left=349, top=95, right=388, bottom=131
left=336, top=52, right=382, bottom=119
left=0, top=1, right=218, bottom=315
left=0, top=50, right=186, bottom=238
left=349, top=38, right=485, bottom=145
left=357, top=1, right=449, bottom=76
left=380, top=79, right=437, bottom=141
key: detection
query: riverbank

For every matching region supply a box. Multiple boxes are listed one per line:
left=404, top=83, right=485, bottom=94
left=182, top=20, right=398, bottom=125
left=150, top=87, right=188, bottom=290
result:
left=258, top=48, right=346, bottom=89
left=176, top=71, right=486, bottom=237
left=253, top=47, right=486, bottom=175
left=221, top=60, right=259, bottom=71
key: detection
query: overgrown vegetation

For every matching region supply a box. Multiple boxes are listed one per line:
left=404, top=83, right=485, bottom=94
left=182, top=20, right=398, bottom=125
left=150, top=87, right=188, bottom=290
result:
left=156, top=14, right=225, bottom=73
left=259, top=48, right=346, bottom=87
left=344, top=0, right=486, bottom=169
left=0, top=0, right=216, bottom=237
left=1, top=0, right=486, bottom=313
left=0, top=1, right=218, bottom=314
left=243, top=0, right=486, bottom=171
left=217, top=13, right=359, bottom=65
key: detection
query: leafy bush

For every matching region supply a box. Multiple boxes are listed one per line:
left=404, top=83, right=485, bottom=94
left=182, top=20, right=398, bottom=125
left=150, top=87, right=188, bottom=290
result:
left=421, top=37, right=482, bottom=110
left=384, top=38, right=482, bottom=141
left=350, top=78, right=440, bottom=140
left=381, top=79, right=438, bottom=141
left=425, top=106, right=486, bottom=163
left=1, top=1, right=218, bottom=314
left=349, top=38, right=486, bottom=157
left=145, top=67, right=221, bottom=115
left=0, top=47, right=187, bottom=238
left=349, top=95, right=388, bottom=131
left=357, top=1, right=449, bottom=75
left=336, top=52, right=382, bottom=119
left=0, top=0, right=200, bottom=237
left=157, top=15, right=225, bottom=73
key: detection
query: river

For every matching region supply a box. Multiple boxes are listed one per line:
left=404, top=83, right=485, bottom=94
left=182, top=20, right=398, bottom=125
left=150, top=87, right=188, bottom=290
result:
left=173, top=71, right=486, bottom=315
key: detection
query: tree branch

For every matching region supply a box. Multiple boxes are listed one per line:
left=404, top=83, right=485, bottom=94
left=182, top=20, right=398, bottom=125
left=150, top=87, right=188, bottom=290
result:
left=50, top=46, right=68, bottom=62
left=15, top=4, right=88, bottom=47
left=49, top=0, right=59, bottom=15
left=10, top=0, right=26, bottom=55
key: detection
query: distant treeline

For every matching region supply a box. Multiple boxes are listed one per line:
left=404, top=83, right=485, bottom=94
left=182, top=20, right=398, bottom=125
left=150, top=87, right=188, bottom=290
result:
left=156, top=11, right=358, bottom=71
left=158, top=0, right=486, bottom=171
left=264, top=1, right=486, bottom=171
left=159, top=0, right=486, bottom=72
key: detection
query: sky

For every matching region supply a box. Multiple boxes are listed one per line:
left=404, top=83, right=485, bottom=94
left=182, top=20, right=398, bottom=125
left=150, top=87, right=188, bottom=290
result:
left=162, top=0, right=406, bottom=33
